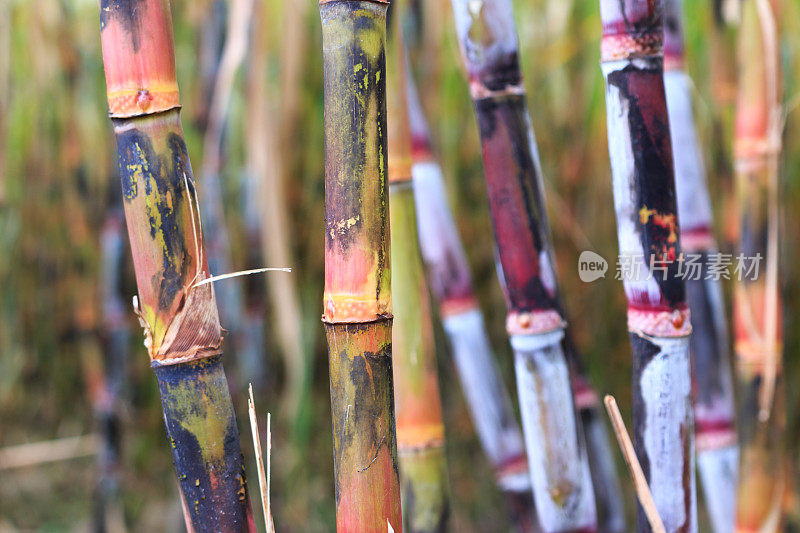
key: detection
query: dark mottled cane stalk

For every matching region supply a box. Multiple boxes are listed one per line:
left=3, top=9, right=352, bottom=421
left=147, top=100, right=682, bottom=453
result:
left=404, top=30, right=540, bottom=533
left=450, top=0, right=597, bottom=530
left=733, top=1, right=786, bottom=530
left=94, top=201, right=130, bottom=530
left=97, top=1, right=255, bottom=530
left=663, top=2, right=738, bottom=531
left=598, top=1, right=697, bottom=531
left=387, top=13, right=450, bottom=531
left=319, top=1, right=403, bottom=530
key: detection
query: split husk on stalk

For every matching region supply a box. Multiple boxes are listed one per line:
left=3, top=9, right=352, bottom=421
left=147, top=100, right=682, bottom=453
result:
left=97, top=1, right=255, bottom=529
left=598, top=1, right=697, bottom=530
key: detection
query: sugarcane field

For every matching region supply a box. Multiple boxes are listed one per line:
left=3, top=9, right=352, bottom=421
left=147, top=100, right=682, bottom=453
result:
left=3, top=0, right=800, bottom=531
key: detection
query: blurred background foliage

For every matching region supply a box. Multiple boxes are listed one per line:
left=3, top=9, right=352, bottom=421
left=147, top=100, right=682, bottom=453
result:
left=0, top=0, right=799, bottom=530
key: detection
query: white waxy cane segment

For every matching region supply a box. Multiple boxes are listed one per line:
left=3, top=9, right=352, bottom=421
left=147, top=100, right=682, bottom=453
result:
left=598, top=0, right=698, bottom=531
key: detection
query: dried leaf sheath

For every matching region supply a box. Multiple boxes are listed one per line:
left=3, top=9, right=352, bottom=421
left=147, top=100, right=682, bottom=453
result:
left=319, top=1, right=402, bottom=531
left=733, top=1, right=785, bottom=530
left=450, top=0, right=597, bottom=531
left=663, top=2, right=738, bottom=531
left=387, top=18, right=450, bottom=530
left=98, top=1, right=254, bottom=530
left=406, top=46, right=537, bottom=532
left=598, top=1, right=697, bottom=531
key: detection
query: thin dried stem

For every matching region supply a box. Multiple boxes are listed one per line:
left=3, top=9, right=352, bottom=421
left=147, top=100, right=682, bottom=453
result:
left=0, top=434, right=100, bottom=470
left=201, top=0, right=254, bottom=177
left=603, top=396, right=666, bottom=533
left=193, top=267, right=292, bottom=288
left=249, top=0, right=308, bottom=421
left=248, top=385, right=275, bottom=533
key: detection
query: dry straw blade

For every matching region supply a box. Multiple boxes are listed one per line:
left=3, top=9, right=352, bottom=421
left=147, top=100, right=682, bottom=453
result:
left=0, top=434, right=100, bottom=470
left=248, top=384, right=275, bottom=533
left=603, top=395, right=666, bottom=533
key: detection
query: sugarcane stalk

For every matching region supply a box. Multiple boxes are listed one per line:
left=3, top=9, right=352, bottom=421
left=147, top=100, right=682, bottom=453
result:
left=598, top=1, right=697, bottom=531
left=563, top=338, right=628, bottom=533
left=197, top=0, right=263, bottom=395
left=449, top=0, right=598, bottom=530
left=733, top=0, right=785, bottom=530
left=97, top=1, right=255, bottom=529
left=318, top=1, right=403, bottom=530
left=277, top=0, right=310, bottom=144
left=93, top=200, right=130, bottom=533
left=663, top=2, right=739, bottom=531
left=243, top=0, right=281, bottom=402
left=404, top=31, right=540, bottom=533
left=709, top=0, right=738, bottom=112
left=387, top=13, right=450, bottom=531
left=54, top=15, right=129, bottom=528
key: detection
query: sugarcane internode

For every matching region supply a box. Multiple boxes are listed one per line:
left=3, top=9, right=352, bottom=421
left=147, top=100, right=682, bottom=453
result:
left=663, top=1, right=738, bottom=531
left=450, top=0, right=599, bottom=531
left=319, top=0, right=403, bottom=531
left=100, top=0, right=179, bottom=118
left=99, top=1, right=254, bottom=530
left=599, top=1, right=697, bottom=531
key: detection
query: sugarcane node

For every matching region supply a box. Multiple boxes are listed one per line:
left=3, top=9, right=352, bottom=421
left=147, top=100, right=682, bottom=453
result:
left=505, top=310, right=566, bottom=337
